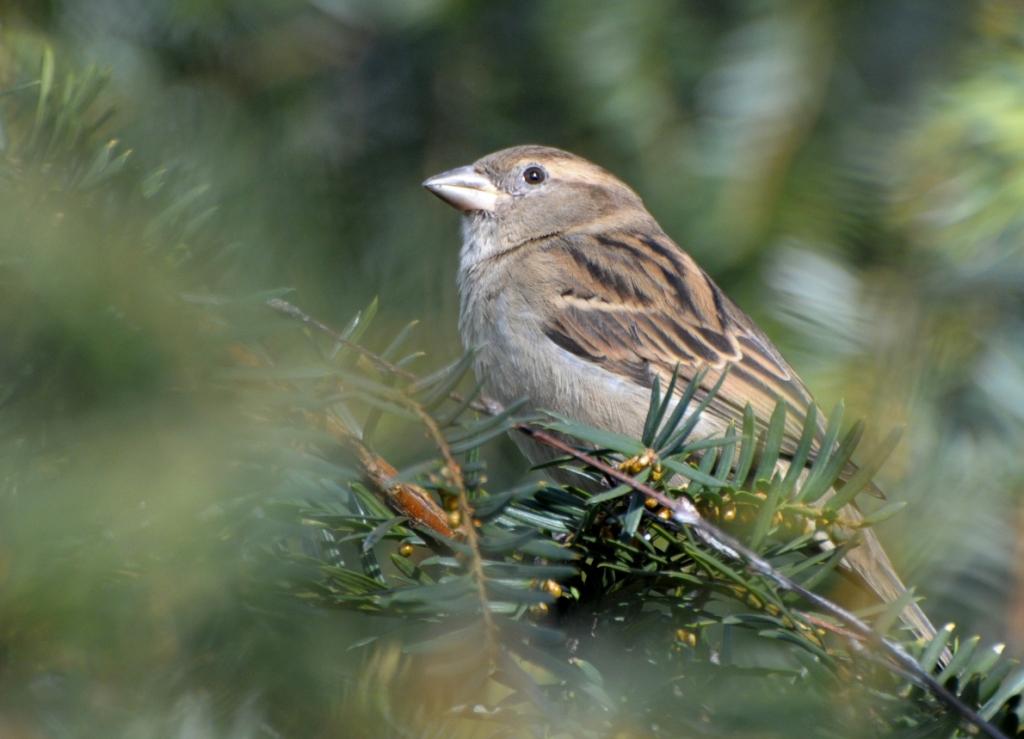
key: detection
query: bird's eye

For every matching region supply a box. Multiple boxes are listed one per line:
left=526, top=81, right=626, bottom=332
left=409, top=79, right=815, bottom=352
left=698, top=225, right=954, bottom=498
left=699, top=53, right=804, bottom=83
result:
left=522, top=165, right=547, bottom=186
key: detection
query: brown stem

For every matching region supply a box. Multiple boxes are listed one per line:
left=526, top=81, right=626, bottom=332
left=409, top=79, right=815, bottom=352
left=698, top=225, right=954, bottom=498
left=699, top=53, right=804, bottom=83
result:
left=313, top=411, right=454, bottom=539
left=408, top=404, right=498, bottom=660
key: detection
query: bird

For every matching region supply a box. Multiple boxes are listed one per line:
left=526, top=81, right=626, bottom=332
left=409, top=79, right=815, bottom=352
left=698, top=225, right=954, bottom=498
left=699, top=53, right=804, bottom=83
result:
left=422, top=144, right=936, bottom=642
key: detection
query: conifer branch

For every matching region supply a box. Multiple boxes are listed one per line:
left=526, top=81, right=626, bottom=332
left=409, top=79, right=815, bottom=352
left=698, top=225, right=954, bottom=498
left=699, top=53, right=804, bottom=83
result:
left=516, top=426, right=1005, bottom=739
left=269, top=298, right=500, bottom=658
left=265, top=295, right=1010, bottom=739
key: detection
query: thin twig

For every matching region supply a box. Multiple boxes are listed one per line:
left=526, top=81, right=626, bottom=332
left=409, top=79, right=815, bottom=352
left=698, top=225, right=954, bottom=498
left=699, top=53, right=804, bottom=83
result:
left=410, top=406, right=499, bottom=663
left=266, top=296, right=1007, bottom=739
left=269, top=298, right=499, bottom=657
left=269, top=298, right=406, bottom=379
left=226, top=339, right=454, bottom=539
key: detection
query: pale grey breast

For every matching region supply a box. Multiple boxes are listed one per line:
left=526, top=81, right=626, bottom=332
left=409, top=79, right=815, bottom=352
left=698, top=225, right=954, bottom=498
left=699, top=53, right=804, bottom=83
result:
left=456, top=218, right=720, bottom=453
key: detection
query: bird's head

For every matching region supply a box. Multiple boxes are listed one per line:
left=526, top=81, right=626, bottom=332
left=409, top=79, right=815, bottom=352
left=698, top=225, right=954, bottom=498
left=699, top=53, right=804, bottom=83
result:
left=423, top=145, right=651, bottom=260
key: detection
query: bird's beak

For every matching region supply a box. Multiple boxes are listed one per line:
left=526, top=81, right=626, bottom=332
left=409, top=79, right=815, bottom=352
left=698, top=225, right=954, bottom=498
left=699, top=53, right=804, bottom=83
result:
left=422, top=165, right=500, bottom=213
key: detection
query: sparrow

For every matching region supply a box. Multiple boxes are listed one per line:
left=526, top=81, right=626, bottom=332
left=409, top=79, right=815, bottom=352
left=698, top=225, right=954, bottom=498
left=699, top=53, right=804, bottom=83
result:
left=423, top=144, right=936, bottom=642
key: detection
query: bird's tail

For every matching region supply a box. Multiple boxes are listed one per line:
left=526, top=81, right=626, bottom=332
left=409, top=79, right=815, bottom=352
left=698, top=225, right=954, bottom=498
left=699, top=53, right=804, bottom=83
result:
left=776, top=460, right=941, bottom=652
left=842, top=523, right=937, bottom=643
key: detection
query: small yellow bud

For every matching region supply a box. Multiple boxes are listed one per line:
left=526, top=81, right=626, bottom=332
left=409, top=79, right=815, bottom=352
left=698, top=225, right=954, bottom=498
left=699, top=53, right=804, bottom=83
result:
left=675, top=628, right=698, bottom=648
left=618, top=449, right=658, bottom=475
left=529, top=602, right=549, bottom=617
left=543, top=580, right=563, bottom=598
left=721, top=501, right=737, bottom=523
left=447, top=509, right=462, bottom=528
left=398, top=542, right=415, bottom=557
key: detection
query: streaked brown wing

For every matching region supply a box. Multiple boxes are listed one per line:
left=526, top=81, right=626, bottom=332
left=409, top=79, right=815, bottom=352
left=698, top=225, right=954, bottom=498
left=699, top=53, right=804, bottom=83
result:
left=536, top=230, right=821, bottom=455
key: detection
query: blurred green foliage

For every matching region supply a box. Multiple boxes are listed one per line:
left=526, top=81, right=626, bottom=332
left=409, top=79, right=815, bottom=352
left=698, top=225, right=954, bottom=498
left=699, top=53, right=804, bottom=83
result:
left=2, top=0, right=1024, bottom=736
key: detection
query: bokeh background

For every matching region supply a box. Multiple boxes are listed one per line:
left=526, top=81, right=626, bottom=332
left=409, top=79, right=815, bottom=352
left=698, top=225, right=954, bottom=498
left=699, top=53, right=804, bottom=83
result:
left=2, top=0, right=1024, bottom=735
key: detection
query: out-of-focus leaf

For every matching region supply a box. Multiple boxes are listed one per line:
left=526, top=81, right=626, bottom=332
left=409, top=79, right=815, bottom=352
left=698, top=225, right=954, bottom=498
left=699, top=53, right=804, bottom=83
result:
left=686, top=447, right=719, bottom=497
left=446, top=398, right=527, bottom=445
left=654, top=367, right=708, bottom=451
left=380, top=320, right=419, bottom=361
left=750, top=477, right=784, bottom=551
left=362, top=516, right=407, bottom=553
left=545, top=415, right=646, bottom=457
left=660, top=457, right=726, bottom=489
left=753, top=401, right=787, bottom=485
left=919, top=623, right=957, bottom=672
left=659, top=368, right=729, bottom=454
left=824, top=427, right=901, bottom=512
left=940, top=635, right=982, bottom=684
left=796, top=402, right=844, bottom=503
left=859, top=500, right=908, bottom=526
left=781, top=405, right=817, bottom=492
left=980, top=667, right=1024, bottom=721
left=621, top=491, right=645, bottom=538
left=734, top=404, right=758, bottom=487
left=586, top=482, right=637, bottom=507
left=408, top=352, right=475, bottom=405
